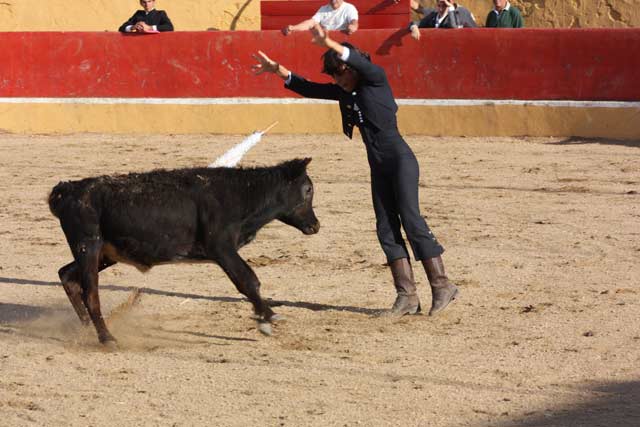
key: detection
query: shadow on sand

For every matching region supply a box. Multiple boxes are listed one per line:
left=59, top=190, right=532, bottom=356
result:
left=0, top=276, right=381, bottom=316
left=493, top=380, right=640, bottom=427
left=550, top=136, right=640, bottom=148
left=0, top=302, right=57, bottom=323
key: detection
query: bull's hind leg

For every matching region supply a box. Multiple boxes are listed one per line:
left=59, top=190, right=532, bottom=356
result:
left=215, top=250, right=277, bottom=335
left=76, top=239, right=117, bottom=346
left=59, top=261, right=90, bottom=325
left=58, top=258, right=117, bottom=325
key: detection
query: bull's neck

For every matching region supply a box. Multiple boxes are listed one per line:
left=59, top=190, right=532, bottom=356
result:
left=238, top=178, right=287, bottom=235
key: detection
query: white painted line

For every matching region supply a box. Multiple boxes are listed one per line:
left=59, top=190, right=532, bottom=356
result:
left=0, top=98, right=638, bottom=108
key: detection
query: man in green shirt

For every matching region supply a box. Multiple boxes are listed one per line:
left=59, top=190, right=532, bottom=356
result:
left=486, top=0, right=524, bottom=28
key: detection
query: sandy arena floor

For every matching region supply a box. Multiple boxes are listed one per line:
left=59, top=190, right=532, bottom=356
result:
left=0, top=133, right=638, bottom=426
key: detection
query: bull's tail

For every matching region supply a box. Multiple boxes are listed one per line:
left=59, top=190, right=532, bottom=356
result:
left=48, top=181, right=74, bottom=218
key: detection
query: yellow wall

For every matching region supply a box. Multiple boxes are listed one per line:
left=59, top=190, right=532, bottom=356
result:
left=1, top=0, right=639, bottom=31
left=1, top=102, right=638, bottom=140
left=0, top=0, right=259, bottom=31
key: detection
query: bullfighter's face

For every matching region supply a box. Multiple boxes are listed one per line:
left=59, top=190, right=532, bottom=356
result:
left=332, top=66, right=359, bottom=93
left=140, top=0, right=156, bottom=12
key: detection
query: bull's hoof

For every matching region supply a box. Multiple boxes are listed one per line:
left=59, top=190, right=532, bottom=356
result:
left=257, top=322, right=272, bottom=336
left=100, top=339, right=119, bottom=352
left=251, top=313, right=284, bottom=322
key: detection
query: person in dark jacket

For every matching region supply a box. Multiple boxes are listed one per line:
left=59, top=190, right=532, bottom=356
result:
left=485, top=0, right=524, bottom=28
left=119, top=0, right=174, bottom=33
left=408, top=0, right=477, bottom=39
left=251, top=25, right=459, bottom=317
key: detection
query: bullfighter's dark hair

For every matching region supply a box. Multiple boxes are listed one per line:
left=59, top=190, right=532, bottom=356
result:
left=321, top=43, right=371, bottom=76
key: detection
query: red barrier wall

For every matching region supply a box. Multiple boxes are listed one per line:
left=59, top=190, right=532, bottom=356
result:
left=2, top=29, right=639, bottom=100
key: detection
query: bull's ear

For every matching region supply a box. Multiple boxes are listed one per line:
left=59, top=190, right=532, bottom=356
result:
left=283, top=157, right=312, bottom=180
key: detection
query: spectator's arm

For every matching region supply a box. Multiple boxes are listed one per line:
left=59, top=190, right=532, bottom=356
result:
left=514, top=11, right=524, bottom=28
left=408, top=22, right=420, bottom=40
left=416, top=13, right=433, bottom=29
left=282, top=19, right=317, bottom=35
left=118, top=13, right=138, bottom=32
left=461, top=9, right=478, bottom=27
left=484, top=11, right=498, bottom=28
left=344, top=19, right=358, bottom=35
left=448, top=7, right=460, bottom=28
left=157, top=11, right=174, bottom=32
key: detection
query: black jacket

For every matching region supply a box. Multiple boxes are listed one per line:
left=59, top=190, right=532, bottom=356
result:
left=285, top=49, right=399, bottom=139
left=118, top=9, right=174, bottom=32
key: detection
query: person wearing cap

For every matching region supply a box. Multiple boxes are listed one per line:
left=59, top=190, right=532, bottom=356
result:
left=408, top=0, right=477, bottom=40
left=119, top=0, right=174, bottom=33
left=485, top=0, right=524, bottom=28
left=253, top=25, right=459, bottom=318
left=282, top=0, right=359, bottom=36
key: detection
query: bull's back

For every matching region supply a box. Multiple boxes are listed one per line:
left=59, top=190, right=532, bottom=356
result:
left=49, top=170, right=223, bottom=267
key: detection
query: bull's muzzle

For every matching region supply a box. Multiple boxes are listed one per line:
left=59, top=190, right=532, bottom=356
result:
left=302, top=221, right=320, bottom=235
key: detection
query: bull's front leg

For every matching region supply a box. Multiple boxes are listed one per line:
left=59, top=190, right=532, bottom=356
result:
left=215, top=250, right=278, bottom=336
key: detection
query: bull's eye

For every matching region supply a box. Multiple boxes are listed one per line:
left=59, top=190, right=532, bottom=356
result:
left=301, top=182, right=313, bottom=196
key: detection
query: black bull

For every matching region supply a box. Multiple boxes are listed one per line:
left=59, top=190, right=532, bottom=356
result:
left=48, top=158, right=319, bottom=345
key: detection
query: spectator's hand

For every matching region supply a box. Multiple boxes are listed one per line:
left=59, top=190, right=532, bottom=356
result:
left=134, top=21, right=153, bottom=32
left=252, top=51, right=279, bottom=75
left=310, top=24, right=330, bottom=47
left=410, top=24, right=421, bottom=40
left=282, top=25, right=293, bottom=36
left=344, top=21, right=358, bottom=35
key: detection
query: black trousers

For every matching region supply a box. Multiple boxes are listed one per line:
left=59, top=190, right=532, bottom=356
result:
left=364, top=129, right=444, bottom=262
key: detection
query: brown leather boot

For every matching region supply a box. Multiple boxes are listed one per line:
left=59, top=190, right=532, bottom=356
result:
left=385, top=258, right=421, bottom=316
left=422, top=256, right=458, bottom=316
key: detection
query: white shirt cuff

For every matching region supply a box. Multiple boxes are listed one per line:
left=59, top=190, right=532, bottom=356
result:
left=125, top=25, right=134, bottom=32
left=340, top=46, right=350, bottom=61
left=284, top=72, right=292, bottom=85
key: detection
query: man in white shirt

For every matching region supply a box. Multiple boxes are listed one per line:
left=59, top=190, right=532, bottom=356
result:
left=282, top=0, right=359, bottom=35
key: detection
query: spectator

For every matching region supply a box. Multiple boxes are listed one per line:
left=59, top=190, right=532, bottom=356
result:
left=485, top=0, right=524, bottom=28
left=409, top=0, right=477, bottom=39
left=282, top=0, right=358, bottom=36
left=119, top=0, right=174, bottom=33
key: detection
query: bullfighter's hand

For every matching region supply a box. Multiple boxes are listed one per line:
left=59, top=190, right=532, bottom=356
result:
left=252, top=51, right=279, bottom=75
left=310, top=24, right=330, bottom=47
